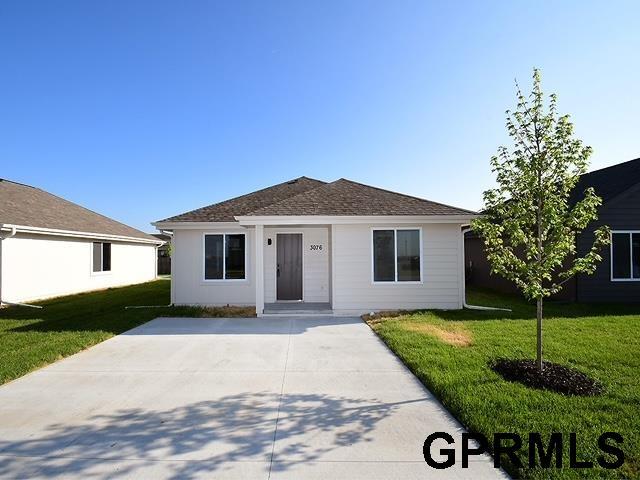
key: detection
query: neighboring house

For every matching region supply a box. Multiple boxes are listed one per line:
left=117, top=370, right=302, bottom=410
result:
left=153, top=177, right=477, bottom=315
left=0, top=178, right=162, bottom=304
left=465, top=157, right=640, bottom=302
left=151, top=233, right=172, bottom=275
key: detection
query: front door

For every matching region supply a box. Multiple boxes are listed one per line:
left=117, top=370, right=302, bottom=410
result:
left=277, top=233, right=303, bottom=300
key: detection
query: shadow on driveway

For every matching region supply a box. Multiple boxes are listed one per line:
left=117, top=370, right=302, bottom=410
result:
left=0, top=392, right=421, bottom=479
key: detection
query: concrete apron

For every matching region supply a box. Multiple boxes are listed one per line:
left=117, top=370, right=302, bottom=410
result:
left=0, top=316, right=508, bottom=479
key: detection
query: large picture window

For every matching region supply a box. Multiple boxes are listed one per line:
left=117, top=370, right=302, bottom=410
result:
left=611, top=231, right=640, bottom=281
left=372, top=229, right=422, bottom=282
left=204, top=233, right=246, bottom=280
left=92, top=242, right=111, bottom=273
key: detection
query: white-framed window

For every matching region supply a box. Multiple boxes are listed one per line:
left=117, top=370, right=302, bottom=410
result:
left=92, top=242, right=111, bottom=273
left=372, top=228, right=422, bottom=283
left=203, top=233, right=246, bottom=281
left=611, top=231, right=640, bottom=281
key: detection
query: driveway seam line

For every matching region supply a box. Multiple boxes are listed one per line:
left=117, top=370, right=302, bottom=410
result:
left=267, top=318, right=293, bottom=480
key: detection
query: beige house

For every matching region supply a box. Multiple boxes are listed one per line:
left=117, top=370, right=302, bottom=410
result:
left=154, top=177, right=476, bottom=316
left=0, top=179, right=162, bottom=305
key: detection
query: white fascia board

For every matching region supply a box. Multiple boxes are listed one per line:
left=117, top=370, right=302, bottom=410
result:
left=0, top=224, right=162, bottom=245
left=234, top=215, right=479, bottom=225
left=152, top=221, right=247, bottom=230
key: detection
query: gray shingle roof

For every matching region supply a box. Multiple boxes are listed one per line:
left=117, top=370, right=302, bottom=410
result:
left=0, top=179, right=157, bottom=241
left=570, top=157, right=640, bottom=205
left=159, top=176, right=327, bottom=222
left=160, top=177, right=475, bottom=223
left=246, top=178, right=476, bottom=216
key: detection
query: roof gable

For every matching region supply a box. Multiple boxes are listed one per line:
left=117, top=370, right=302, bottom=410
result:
left=158, top=176, right=326, bottom=222
left=245, top=178, right=476, bottom=217
left=572, top=157, right=640, bottom=204
left=0, top=179, right=156, bottom=241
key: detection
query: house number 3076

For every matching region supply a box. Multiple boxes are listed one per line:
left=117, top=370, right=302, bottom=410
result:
left=310, top=244, right=323, bottom=251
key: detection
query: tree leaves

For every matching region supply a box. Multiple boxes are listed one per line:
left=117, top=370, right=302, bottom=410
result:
left=472, top=69, right=610, bottom=301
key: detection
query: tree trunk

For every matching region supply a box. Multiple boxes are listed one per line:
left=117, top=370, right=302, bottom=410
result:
left=536, top=296, right=543, bottom=372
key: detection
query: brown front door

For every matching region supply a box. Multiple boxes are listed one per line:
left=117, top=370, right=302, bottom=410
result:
left=277, top=233, right=303, bottom=300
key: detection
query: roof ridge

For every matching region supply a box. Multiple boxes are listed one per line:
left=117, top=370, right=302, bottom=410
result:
left=336, top=178, right=477, bottom=215
left=157, top=176, right=327, bottom=222
left=25, top=184, right=153, bottom=238
left=243, top=178, right=334, bottom=216
left=0, top=178, right=38, bottom=189
left=215, top=177, right=323, bottom=207
left=243, top=177, right=476, bottom=216
left=582, top=157, right=640, bottom=177
left=1, top=178, right=157, bottom=241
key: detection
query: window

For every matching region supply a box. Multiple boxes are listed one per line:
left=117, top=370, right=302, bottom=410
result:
left=611, top=231, right=640, bottom=281
left=204, top=233, right=246, bottom=280
left=372, top=229, right=421, bottom=282
left=92, top=242, right=111, bottom=273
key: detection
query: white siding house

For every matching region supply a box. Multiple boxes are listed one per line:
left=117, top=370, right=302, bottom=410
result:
left=0, top=179, right=161, bottom=305
left=155, top=177, right=476, bottom=315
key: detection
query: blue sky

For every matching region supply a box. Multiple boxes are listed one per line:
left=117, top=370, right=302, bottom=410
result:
left=1, top=1, right=639, bottom=232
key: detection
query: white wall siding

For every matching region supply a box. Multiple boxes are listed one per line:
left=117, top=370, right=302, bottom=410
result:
left=332, top=223, right=462, bottom=313
left=169, top=222, right=462, bottom=311
left=172, top=227, right=255, bottom=306
left=1, top=233, right=156, bottom=303
left=264, top=227, right=329, bottom=303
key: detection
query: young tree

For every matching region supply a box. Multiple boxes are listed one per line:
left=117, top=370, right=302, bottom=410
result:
left=472, top=69, right=609, bottom=372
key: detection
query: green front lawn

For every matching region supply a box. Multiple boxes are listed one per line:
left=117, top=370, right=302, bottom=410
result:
left=0, top=280, right=254, bottom=385
left=367, top=289, right=640, bottom=479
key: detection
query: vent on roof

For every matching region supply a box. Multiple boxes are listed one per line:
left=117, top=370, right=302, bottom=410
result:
left=286, top=179, right=299, bottom=184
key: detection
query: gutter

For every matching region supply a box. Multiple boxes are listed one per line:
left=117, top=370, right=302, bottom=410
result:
left=461, top=226, right=511, bottom=312
left=0, top=225, right=17, bottom=240
left=0, top=224, right=162, bottom=245
left=0, top=226, right=42, bottom=309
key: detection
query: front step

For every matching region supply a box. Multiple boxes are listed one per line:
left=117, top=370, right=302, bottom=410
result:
left=262, top=302, right=333, bottom=316
left=261, top=310, right=334, bottom=316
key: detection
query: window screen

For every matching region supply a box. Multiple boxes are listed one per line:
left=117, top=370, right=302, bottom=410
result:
left=204, top=235, right=224, bottom=280
left=92, top=242, right=112, bottom=272
left=225, top=234, right=246, bottom=279
left=373, top=229, right=421, bottom=282
left=397, top=230, right=421, bottom=281
left=373, top=230, right=395, bottom=282
left=204, top=234, right=246, bottom=280
left=92, top=242, right=102, bottom=272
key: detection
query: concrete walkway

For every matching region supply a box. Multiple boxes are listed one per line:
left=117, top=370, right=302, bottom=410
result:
left=0, top=317, right=507, bottom=479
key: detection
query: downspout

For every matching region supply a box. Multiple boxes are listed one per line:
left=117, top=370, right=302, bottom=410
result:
left=461, top=226, right=511, bottom=312
left=0, top=225, right=43, bottom=309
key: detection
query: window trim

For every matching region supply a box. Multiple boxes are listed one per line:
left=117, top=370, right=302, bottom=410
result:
left=371, top=227, right=423, bottom=284
left=610, top=230, right=640, bottom=282
left=91, top=242, right=112, bottom=275
left=202, top=232, right=248, bottom=282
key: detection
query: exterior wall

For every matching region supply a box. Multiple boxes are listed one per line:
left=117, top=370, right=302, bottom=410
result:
left=264, top=227, right=329, bottom=303
left=465, top=183, right=640, bottom=303
left=172, top=227, right=255, bottom=306
left=1, top=233, right=156, bottom=303
left=576, top=184, right=640, bottom=302
left=464, top=234, right=520, bottom=295
left=332, top=223, right=463, bottom=313
left=464, top=234, right=576, bottom=301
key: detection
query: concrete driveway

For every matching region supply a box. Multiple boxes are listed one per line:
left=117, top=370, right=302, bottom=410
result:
left=0, top=316, right=507, bottom=479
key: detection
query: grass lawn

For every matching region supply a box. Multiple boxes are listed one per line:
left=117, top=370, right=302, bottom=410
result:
left=366, top=289, right=640, bottom=479
left=0, top=280, right=253, bottom=386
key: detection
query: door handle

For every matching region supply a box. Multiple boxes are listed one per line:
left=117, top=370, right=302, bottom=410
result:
left=277, top=264, right=280, bottom=277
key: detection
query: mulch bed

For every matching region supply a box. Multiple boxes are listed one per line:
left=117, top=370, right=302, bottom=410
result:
left=490, top=358, right=604, bottom=396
